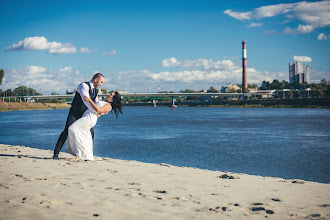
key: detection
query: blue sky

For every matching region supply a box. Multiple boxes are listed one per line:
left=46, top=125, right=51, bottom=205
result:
left=1, top=0, right=329, bottom=94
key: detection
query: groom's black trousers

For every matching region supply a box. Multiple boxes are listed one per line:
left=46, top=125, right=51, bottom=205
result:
left=53, top=110, right=94, bottom=157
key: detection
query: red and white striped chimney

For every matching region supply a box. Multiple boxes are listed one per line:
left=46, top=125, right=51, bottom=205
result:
left=242, top=41, right=248, bottom=93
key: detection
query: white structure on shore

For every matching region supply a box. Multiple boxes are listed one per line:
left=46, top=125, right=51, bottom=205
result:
left=289, top=61, right=310, bottom=84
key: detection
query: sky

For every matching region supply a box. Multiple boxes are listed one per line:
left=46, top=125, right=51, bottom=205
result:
left=1, top=0, right=329, bottom=94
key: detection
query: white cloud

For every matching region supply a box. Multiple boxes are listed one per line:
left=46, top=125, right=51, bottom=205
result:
left=247, top=22, right=263, bottom=28
left=3, top=66, right=88, bottom=94
left=224, top=0, right=330, bottom=35
left=3, top=57, right=327, bottom=94
left=283, top=24, right=314, bottom=34
left=80, top=47, right=96, bottom=53
left=80, top=47, right=91, bottom=53
left=293, top=56, right=312, bottom=62
left=25, top=66, right=47, bottom=74
left=223, top=10, right=252, bottom=20
left=103, top=49, right=117, bottom=56
left=58, top=66, right=73, bottom=75
left=6, top=36, right=77, bottom=54
left=161, top=58, right=236, bottom=71
left=317, top=33, right=329, bottom=40
left=147, top=58, right=287, bottom=88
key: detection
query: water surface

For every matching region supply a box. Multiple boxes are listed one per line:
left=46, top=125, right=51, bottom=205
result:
left=0, top=107, right=329, bottom=183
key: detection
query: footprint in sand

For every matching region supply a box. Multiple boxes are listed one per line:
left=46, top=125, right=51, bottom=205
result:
left=209, top=206, right=230, bottom=213
left=128, top=182, right=141, bottom=186
left=250, top=205, right=274, bottom=215
left=40, top=200, right=63, bottom=205
left=154, top=190, right=167, bottom=194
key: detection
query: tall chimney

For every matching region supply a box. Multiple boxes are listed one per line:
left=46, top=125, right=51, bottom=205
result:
left=242, top=41, right=248, bottom=93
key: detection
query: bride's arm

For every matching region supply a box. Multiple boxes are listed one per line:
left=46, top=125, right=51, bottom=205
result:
left=84, top=96, right=111, bottom=114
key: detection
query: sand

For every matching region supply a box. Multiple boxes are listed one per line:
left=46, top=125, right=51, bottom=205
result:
left=0, top=102, right=70, bottom=111
left=0, top=144, right=329, bottom=220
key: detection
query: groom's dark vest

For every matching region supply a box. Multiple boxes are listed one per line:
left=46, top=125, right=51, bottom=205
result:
left=70, top=82, right=98, bottom=117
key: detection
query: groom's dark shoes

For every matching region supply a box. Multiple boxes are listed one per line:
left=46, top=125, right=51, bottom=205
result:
left=52, top=154, right=59, bottom=160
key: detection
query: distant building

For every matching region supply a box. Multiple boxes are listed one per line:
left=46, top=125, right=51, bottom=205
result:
left=66, top=89, right=76, bottom=95
left=289, top=61, right=310, bottom=84
left=303, top=65, right=310, bottom=84
left=221, top=83, right=240, bottom=93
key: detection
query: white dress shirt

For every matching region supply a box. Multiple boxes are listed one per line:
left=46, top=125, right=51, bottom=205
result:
left=77, top=81, right=99, bottom=112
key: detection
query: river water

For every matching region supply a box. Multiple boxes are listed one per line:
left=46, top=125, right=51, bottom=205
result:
left=0, top=107, right=329, bottom=183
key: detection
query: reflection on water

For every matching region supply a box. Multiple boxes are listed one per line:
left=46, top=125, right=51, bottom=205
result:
left=0, top=107, right=329, bottom=183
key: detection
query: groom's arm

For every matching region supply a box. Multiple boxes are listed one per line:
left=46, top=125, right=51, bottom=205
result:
left=77, top=83, right=95, bottom=112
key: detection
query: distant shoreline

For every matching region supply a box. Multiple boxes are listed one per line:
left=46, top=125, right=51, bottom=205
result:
left=0, top=102, right=70, bottom=112
left=1, top=97, right=329, bottom=112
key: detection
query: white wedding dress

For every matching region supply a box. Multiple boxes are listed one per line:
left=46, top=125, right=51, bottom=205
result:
left=65, top=101, right=109, bottom=160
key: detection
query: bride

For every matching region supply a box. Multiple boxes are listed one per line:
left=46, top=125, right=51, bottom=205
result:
left=65, top=92, right=122, bottom=161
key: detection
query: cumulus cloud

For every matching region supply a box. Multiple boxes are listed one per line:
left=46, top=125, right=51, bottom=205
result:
left=80, top=47, right=91, bottom=53
left=80, top=47, right=97, bottom=53
left=247, top=22, right=263, bottom=28
left=6, top=36, right=77, bottom=54
left=223, top=10, right=252, bottom=20
left=293, top=56, right=312, bottom=62
left=161, top=57, right=236, bottom=71
left=317, top=33, right=329, bottom=40
left=25, top=66, right=47, bottom=75
left=103, top=49, right=117, bottom=56
left=224, top=0, right=330, bottom=35
left=3, top=66, right=88, bottom=94
left=283, top=24, right=314, bottom=34
left=147, top=58, right=283, bottom=88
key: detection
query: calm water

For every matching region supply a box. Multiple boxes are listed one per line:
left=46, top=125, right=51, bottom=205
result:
left=0, top=107, right=329, bottom=183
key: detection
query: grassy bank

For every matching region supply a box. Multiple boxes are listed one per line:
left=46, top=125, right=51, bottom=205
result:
left=0, top=102, right=70, bottom=112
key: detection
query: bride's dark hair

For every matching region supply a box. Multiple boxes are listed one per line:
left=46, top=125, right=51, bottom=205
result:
left=110, top=92, right=123, bottom=118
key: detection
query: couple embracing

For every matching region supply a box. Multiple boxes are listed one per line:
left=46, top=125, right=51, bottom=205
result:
left=53, top=73, right=122, bottom=161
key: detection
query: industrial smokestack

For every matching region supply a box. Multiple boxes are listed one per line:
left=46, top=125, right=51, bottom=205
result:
left=242, top=41, right=247, bottom=93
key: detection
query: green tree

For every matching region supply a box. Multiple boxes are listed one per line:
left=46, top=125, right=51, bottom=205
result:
left=320, top=79, right=327, bottom=89
left=5, top=89, right=14, bottom=96
left=326, top=84, right=330, bottom=97
left=0, top=69, right=4, bottom=85
left=180, top=89, right=199, bottom=93
left=281, top=80, right=289, bottom=89
left=51, top=92, right=59, bottom=95
left=260, top=81, right=270, bottom=90
left=270, top=79, right=281, bottom=90
left=248, top=84, right=258, bottom=88
left=14, top=85, right=39, bottom=96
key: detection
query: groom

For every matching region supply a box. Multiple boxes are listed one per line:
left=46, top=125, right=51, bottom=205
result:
left=52, top=73, right=105, bottom=159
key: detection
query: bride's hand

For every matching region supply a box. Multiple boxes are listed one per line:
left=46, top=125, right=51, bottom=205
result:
left=84, top=96, right=92, bottom=103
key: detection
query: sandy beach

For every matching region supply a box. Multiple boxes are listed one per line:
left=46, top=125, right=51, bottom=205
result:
left=0, top=144, right=329, bottom=220
left=0, top=102, right=70, bottom=112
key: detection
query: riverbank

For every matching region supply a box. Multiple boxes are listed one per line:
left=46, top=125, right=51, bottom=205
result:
left=0, top=144, right=329, bottom=220
left=184, top=97, right=330, bottom=108
left=0, top=102, right=70, bottom=111
left=0, top=97, right=329, bottom=112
